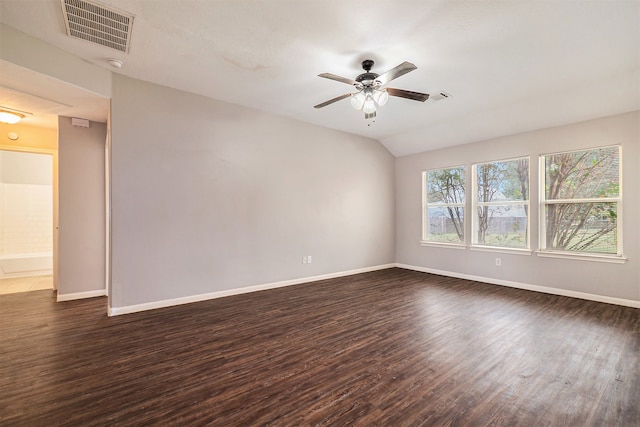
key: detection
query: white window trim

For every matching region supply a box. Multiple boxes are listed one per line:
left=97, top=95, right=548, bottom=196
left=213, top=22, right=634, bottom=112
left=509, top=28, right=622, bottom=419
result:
left=476, top=200, right=531, bottom=207
left=471, top=157, right=530, bottom=251
left=422, top=167, right=467, bottom=245
left=545, top=197, right=622, bottom=204
left=538, top=145, right=623, bottom=260
left=536, top=250, right=627, bottom=264
left=470, top=246, right=532, bottom=255
left=420, top=241, right=467, bottom=249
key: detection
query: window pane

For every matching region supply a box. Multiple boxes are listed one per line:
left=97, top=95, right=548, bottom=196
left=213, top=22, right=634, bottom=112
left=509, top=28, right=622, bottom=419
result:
left=477, top=159, right=529, bottom=202
left=545, top=202, right=617, bottom=254
left=427, top=207, right=464, bottom=243
left=425, top=166, right=466, bottom=243
left=476, top=205, right=528, bottom=248
left=474, top=158, right=529, bottom=249
left=427, top=167, right=465, bottom=204
left=545, top=146, right=619, bottom=200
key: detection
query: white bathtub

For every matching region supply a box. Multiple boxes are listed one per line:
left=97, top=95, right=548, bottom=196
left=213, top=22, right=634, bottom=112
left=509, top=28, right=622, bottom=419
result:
left=0, top=252, right=53, bottom=278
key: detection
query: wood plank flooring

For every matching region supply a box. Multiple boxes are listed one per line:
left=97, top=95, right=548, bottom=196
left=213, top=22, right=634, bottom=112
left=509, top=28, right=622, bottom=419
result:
left=1, top=268, right=638, bottom=426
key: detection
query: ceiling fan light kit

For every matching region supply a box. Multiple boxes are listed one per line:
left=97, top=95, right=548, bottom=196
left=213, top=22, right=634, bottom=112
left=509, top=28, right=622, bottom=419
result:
left=314, top=59, right=430, bottom=120
left=350, top=87, right=389, bottom=115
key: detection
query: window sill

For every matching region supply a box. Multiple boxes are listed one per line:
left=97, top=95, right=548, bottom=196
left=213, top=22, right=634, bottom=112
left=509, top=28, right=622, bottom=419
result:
left=420, top=241, right=466, bottom=249
left=536, top=251, right=627, bottom=264
left=470, top=246, right=532, bottom=255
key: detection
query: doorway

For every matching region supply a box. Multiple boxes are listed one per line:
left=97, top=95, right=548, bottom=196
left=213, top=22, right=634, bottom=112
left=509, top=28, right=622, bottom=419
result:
left=0, top=148, right=56, bottom=295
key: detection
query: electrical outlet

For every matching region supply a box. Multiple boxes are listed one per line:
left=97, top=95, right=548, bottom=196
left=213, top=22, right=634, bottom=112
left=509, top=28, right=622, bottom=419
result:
left=495, top=258, right=501, bottom=267
left=302, top=256, right=307, bottom=264
left=308, top=256, right=312, bottom=264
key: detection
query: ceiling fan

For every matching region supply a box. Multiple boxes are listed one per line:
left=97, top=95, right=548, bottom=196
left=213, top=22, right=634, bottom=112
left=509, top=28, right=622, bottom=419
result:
left=314, top=59, right=429, bottom=120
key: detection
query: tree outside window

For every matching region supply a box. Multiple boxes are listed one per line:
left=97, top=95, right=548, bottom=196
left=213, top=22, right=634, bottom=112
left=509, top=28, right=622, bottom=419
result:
left=423, top=166, right=465, bottom=244
left=473, top=158, right=529, bottom=249
left=541, top=146, right=621, bottom=255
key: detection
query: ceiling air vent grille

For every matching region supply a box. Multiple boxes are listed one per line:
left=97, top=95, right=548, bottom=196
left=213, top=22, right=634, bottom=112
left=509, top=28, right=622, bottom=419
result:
left=427, top=92, right=451, bottom=103
left=60, top=0, right=134, bottom=53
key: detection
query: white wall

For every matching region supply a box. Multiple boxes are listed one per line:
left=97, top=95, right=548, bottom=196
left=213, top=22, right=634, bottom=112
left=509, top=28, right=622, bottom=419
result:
left=0, top=151, right=52, bottom=256
left=395, top=111, right=640, bottom=303
left=0, top=184, right=52, bottom=256
left=1, top=150, right=52, bottom=185
left=57, top=117, right=106, bottom=297
left=110, top=75, right=395, bottom=310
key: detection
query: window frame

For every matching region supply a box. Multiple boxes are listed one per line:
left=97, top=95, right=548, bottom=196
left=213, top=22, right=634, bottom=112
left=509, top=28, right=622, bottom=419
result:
left=421, top=165, right=467, bottom=247
left=471, top=156, right=531, bottom=252
left=538, top=145, right=625, bottom=263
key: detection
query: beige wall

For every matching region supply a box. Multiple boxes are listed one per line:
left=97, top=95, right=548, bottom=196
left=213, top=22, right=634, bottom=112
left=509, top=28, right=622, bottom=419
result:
left=110, top=74, right=396, bottom=310
left=57, top=117, right=106, bottom=297
left=0, top=122, right=57, bottom=150
left=395, top=111, right=640, bottom=302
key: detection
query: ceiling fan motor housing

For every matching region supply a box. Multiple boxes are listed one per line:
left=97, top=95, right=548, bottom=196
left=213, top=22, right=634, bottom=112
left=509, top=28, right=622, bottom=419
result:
left=356, top=60, right=379, bottom=86
left=356, top=72, right=379, bottom=84
left=361, top=59, right=375, bottom=71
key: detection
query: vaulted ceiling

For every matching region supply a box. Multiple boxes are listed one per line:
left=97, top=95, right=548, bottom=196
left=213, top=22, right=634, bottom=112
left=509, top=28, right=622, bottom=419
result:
left=0, top=0, right=638, bottom=156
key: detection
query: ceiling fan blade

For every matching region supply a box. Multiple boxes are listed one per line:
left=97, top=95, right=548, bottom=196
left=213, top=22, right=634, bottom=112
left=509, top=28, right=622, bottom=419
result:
left=314, top=93, right=352, bottom=109
left=387, top=88, right=430, bottom=102
left=376, top=61, right=417, bottom=86
left=318, top=73, right=357, bottom=86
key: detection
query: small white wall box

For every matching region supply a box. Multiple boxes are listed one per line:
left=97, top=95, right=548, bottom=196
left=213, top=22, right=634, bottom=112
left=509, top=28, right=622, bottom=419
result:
left=71, top=118, right=90, bottom=128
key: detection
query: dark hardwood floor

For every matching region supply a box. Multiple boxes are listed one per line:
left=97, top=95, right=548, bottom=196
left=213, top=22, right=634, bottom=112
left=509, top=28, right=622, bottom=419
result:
left=1, top=268, right=638, bottom=426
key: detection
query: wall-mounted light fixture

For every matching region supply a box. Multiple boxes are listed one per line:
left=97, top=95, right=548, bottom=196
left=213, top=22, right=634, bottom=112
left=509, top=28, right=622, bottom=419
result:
left=0, top=109, right=25, bottom=124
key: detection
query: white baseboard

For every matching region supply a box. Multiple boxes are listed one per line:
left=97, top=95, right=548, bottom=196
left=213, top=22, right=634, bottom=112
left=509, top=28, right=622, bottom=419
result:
left=395, top=263, right=640, bottom=309
left=57, top=289, right=107, bottom=302
left=108, top=263, right=396, bottom=317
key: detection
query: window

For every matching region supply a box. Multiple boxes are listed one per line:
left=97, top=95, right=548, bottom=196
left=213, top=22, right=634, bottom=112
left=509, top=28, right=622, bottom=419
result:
left=540, top=146, right=621, bottom=256
left=472, top=157, right=529, bottom=249
left=422, top=166, right=465, bottom=244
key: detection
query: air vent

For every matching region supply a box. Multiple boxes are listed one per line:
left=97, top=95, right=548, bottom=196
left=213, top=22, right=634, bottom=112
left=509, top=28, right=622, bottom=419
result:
left=60, top=0, right=134, bottom=53
left=428, top=92, right=451, bottom=103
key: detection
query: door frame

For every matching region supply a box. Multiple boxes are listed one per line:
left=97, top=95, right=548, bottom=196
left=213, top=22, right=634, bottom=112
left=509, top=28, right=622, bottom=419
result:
left=0, top=145, right=58, bottom=290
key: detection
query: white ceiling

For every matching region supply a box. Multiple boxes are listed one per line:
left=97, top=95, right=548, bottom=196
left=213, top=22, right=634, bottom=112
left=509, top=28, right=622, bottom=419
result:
left=0, top=60, right=110, bottom=129
left=0, top=0, right=638, bottom=156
